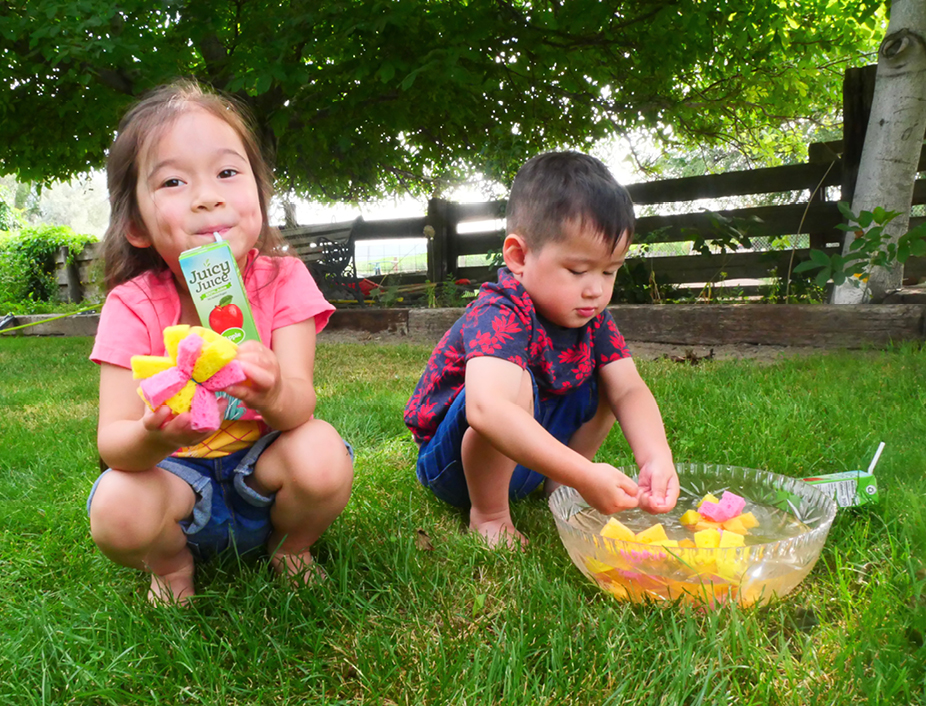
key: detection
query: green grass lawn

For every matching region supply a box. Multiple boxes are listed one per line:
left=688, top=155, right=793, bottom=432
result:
left=0, top=336, right=924, bottom=705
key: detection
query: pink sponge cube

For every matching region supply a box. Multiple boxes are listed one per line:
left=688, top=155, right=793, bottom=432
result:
left=698, top=491, right=746, bottom=522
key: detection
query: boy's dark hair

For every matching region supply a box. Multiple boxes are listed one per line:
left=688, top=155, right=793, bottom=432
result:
left=506, top=151, right=635, bottom=251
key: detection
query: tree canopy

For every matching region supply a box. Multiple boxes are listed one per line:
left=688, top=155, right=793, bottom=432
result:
left=1, top=0, right=884, bottom=201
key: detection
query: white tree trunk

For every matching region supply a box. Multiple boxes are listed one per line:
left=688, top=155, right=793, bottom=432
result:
left=831, top=0, right=926, bottom=304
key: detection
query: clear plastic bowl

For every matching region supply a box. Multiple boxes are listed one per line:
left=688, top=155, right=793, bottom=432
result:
left=549, top=463, right=837, bottom=607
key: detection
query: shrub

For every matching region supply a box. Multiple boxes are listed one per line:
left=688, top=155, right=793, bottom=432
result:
left=0, top=225, right=97, bottom=314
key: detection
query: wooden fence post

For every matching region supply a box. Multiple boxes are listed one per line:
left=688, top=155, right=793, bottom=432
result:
left=60, top=246, right=83, bottom=304
left=807, top=141, right=841, bottom=249
left=427, top=198, right=450, bottom=282
left=842, top=64, right=878, bottom=204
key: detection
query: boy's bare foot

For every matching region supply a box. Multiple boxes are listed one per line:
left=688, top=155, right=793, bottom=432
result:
left=469, top=517, right=528, bottom=550
left=270, top=551, right=328, bottom=586
left=148, top=564, right=195, bottom=606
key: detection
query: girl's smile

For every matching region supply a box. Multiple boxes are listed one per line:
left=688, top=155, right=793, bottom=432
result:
left=128, top=107, right=263, bottom=284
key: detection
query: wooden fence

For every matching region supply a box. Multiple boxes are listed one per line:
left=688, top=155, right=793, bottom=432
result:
left=275, top=66, right=926, bottom=301
left=58, top=67, right=926, bottom=303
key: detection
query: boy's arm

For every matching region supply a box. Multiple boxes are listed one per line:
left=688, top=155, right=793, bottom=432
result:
left=599, top=357, right=679, bottom=513
left=465, top=356, right=638, bottom=514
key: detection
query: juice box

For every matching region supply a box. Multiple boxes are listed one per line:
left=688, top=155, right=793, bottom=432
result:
left=801, top=470, right=879, bottom=508
left=179, top=239, right=259, bottom=344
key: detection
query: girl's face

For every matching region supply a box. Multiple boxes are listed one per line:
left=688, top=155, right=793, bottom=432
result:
left=130, top=107, right=263, bottom=285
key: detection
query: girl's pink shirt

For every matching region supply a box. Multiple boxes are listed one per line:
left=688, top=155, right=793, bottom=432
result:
left=90, top=250, right=334, bottom=367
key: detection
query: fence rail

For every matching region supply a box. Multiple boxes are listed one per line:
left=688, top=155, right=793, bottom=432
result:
left=56, top=65, right=926, bottom=304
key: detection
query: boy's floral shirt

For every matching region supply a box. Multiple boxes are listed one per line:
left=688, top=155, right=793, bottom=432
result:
left=404, top=268, right=631, bottom=443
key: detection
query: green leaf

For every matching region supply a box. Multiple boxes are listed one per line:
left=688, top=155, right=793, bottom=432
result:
left=793, top=260, right=818, bottom=273
left=837, top=201, right=857, bottom=222
left=472, top=593, right=486, bottom=617
left=815, top=269, right=832, bottom=287
left=809, top=249, right=831, bottom=266
left=378, top=62, right=395, bottom=83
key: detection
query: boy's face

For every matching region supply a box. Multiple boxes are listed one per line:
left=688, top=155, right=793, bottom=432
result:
left=510, top=223, right=629, bottom=328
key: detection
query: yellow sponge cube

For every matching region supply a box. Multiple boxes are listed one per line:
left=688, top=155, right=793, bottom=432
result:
left=165, top=380, right=197, bottom=414
left=721, top=516, right=749, bottom=535
left=694, top=520, right=723, bottom=531
left=694, top=528, right=721, bottom=548
left=131, top=355, right=174, bottom=379
left=600, top=518, right=635, bottom=542
left=163, top=325, right=192, bottom=360
left=680, top=510, right=702, bottom=526
left=192, top=335, right=238, bottom=382
left=585, top=557, right=614, bottom=574
left=635, top=523, right=668, bottom=544
left=719, top=530, right=746, bottom=548
left=191, top=325, right=222, bottom=345
left=700, top=493, right=720, bottom=506
left=739, top=512, right=759, bottom=529
left=650, top=539, right=679, bottom=548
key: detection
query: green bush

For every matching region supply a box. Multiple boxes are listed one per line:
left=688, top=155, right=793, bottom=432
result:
left=0, top=225, right=97, bottom=314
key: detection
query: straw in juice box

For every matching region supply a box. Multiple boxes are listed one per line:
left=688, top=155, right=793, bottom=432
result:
left=178, top=234, right=259, bottom=344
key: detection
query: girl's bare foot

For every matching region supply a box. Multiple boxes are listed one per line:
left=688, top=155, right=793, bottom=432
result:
left=270, top=551, right=328, bottom=586
left=148, top=564, right=195, bottom=606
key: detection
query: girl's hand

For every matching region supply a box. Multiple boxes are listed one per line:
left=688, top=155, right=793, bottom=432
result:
left=222, top=340, right=283, bottom=414
left=141, top=396, right=228, bottom=449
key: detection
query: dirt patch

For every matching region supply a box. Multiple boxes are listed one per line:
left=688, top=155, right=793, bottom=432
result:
left=317, top=327, right=826, bottom=362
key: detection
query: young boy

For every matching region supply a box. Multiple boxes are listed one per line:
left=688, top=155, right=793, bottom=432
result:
left=404, top=151, right=679, bottom=547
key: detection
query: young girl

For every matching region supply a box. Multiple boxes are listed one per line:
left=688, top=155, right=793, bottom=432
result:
left=87, top=80, right=354, bottom=604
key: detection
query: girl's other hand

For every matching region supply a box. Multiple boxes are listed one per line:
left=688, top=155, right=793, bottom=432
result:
left=141, top=396, right=227, bottom=449
left=222, top=340, right=282, bottom=414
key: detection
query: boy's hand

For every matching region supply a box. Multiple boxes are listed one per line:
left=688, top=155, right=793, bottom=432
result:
left=636, top=459, right=680, bottom=514
left=576, top=463, right=640, bottom=515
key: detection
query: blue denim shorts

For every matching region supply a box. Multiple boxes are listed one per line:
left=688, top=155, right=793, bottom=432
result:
left=90, top=432, right=280, bottom=561
left=89, top=433, right=355, bottom=561
left=415, top=371, right=599, bottom=508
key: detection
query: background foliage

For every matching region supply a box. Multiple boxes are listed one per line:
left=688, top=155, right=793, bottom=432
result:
left=0, top=225, right=96, bottom=314
left=1, top=0, right=884, bottom=200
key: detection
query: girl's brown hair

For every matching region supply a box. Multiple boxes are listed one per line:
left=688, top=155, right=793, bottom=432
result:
left=102, top=79, right=288, bottom=290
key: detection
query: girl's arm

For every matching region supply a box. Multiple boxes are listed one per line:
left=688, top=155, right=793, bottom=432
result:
left=98, top=363, right=222, bottom=471
left=223, top=318, right=318, bottom=431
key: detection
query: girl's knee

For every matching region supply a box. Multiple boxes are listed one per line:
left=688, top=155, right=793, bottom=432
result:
left=260, top=421, right=353, bottom=498
left=88, top=471, right=186, bottom=553
left=90, top=486, right=158, bottom=553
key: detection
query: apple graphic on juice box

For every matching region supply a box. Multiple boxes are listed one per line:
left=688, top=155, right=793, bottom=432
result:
left=209, top=295, right=244, bottom=334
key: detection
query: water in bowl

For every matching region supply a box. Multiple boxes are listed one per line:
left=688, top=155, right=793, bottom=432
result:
left=563, top=498, right=817, bottom=605
left=569, top=499, right=811, bottom=546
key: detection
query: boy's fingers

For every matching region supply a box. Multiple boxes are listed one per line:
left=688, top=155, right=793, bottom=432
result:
left=617, top=474, right=638, bottom=495
left=649, top=472, right=669, bottom=501
left=665, top=474, right=680, bottom=504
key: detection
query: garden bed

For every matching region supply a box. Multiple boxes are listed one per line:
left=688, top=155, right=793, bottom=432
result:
left=5, top=303, right=925, bottom=353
